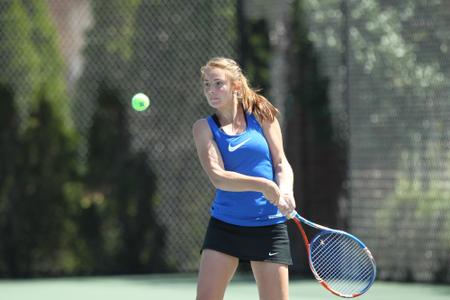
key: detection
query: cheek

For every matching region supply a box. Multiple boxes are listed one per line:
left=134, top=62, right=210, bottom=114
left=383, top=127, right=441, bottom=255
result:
left=218, top=85, right=232, bottom=96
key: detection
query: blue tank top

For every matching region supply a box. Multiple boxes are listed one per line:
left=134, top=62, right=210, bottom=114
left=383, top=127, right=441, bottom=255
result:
left=206, top=112, right=285, bottom=226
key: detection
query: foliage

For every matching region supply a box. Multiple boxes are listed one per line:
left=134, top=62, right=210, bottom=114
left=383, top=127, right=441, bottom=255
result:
left=0, top=1, right=39, bottom=116
left=375, top=144, right=450, bottom=282
left=0, top=0, right=167, bottom=276
left=0, top=83, right=21, bottom=276
left=283, top=0, right=348, bottom=274
left=286, top=0, right=346, bottom=205
left=77, top=84, right=167, bottom=274
left=129, top=0, right=237, bottom=271
left=0, top=0, right=69, bottom=120
left=73, top=0, right=142, bottom=137
left=0, top=0, right=75, bottom=277
left=304, top=0, right=447, bottom=88
left=239, top=17, right=272, bottom=93
left=303, top=0, right=449, bottom=155
left=0, top=85, right=81, bottom=277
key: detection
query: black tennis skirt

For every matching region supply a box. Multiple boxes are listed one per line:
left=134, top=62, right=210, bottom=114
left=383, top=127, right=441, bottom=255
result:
left=201, top=217, right=292, bottom=265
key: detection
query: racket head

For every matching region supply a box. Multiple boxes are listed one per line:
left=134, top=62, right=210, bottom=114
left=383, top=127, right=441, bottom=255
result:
left=308, top=230, right=376, bottom=298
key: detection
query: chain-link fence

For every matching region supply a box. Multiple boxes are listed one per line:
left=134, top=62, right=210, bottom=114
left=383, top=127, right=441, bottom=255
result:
left=1, top=0, right=236, bottom=274
left=68, top=0, right=237, bottom=272
left=303, top=0, right=450, bottom=282
left=1, top=0, right=450, bottom=282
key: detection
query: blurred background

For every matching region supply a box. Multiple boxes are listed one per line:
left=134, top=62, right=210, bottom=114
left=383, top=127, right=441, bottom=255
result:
left=0, top=0, right=449, bottom=287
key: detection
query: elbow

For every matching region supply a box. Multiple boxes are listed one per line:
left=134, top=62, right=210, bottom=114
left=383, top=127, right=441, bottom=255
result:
left=211, top=178, right=227, bottom=190
left=211, top=179, right=223, bottom=190
left=208, top=170, right=226, bottom=190
left=275, top=157, right=291, bottom=172
left=274, top=161, right=285, bottom=175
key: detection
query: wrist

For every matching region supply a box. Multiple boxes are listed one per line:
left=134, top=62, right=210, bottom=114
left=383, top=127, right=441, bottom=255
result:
left=280, top=189, right=293, bottom=196
left=257, top=178, right=272, bottom=193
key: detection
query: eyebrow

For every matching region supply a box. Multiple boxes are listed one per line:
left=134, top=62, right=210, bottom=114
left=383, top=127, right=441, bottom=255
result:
left=203, top=78, right=224, bottom=82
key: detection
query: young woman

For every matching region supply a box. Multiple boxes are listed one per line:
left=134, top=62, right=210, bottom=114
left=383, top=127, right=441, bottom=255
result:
left=193, top=57, right=296, bottom=300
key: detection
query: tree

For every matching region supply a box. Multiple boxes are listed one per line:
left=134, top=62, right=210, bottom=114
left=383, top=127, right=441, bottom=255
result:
left=0, top=86, right=80, bottom=277
left=0, top=83, right=21, bottom=276
left=302, top=0, right=450, bottom=282
left=285, top=0, right=347, bottom=273
left=0, top=0, right=69, bottom=119
left=129, top=0, right=236, bottom=271
left=79, top=83, right=166, bottom=274
left=21, top=0, right=70, bottom=119
left=73, top=0, right=141, bottom=137
left=303, top=0, right=449, bottom=163
left=0, top=0, right=39, bottom=115
left=0, top=0, right=76, bottom=277
left=238, top=16, right=272, bottom=93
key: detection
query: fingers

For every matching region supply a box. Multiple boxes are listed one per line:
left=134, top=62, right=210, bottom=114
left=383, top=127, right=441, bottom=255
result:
left=277, top=193, right=296, bottom=216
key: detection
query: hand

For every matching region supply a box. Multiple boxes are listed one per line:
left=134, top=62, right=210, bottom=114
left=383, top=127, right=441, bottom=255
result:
left=277, top=192, right=296, bottom=216
left=262, top=180, right=281, bottom=205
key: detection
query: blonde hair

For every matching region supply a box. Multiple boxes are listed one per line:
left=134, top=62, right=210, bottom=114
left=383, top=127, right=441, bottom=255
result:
left=200, top=57, right=279, bottom=123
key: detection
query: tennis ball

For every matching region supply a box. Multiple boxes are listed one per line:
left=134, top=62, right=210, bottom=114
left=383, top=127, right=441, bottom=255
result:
left=131, top=93, right=150, bottom=111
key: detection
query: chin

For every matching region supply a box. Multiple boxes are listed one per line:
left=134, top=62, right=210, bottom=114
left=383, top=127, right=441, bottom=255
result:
left=208, top=100, right=224, bottom=109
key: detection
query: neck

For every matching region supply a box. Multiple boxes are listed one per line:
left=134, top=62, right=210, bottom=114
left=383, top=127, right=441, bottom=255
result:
left=217, top=101, right=241, bottom=124
left=215, top=102, right=246, bottom=135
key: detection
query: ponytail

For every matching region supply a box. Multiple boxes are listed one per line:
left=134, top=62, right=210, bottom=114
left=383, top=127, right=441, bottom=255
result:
left=239, top=75, right=278, bottom=123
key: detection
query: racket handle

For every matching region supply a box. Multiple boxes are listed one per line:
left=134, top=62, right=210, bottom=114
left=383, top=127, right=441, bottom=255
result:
left=286, top=210, right=297, bottom=219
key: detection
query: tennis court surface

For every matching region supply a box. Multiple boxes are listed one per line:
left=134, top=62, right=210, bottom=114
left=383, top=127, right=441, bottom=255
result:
left=1, top=274, right=449, bottom=300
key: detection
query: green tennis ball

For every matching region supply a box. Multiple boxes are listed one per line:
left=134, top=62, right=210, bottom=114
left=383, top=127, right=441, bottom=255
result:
left=131, top=93, right=150, bottom=111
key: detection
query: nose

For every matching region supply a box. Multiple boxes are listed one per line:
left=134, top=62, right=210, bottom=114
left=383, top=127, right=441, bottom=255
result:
left=205, top=86, right=215, bottom=95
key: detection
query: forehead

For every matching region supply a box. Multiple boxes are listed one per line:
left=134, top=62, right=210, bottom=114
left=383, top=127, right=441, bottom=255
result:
left=203, top=67, right=229, bottom=81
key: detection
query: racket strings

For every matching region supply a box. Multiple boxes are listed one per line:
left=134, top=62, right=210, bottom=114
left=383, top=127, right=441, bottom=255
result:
left=312, top=236, right=372, bottom=290
left=312, top=239, right=373, bottom=294
left=313, top=235, right=371, bottom=278
left=314, top=242, right=372, bottom=288
left=320, top=257, right=374, bottom=294
left=312, top=234, right=366, bottom=274
left=310, top=232, right=375, bottom=296
left=314, top=253, right=373, bottom=294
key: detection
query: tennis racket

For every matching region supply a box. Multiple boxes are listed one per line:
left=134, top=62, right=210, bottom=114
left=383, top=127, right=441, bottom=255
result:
left=288, top=211, right=376, bottom=298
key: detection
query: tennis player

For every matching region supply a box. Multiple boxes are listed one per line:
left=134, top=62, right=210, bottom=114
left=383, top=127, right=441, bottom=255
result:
left=193, top=57, right=296, bottom=300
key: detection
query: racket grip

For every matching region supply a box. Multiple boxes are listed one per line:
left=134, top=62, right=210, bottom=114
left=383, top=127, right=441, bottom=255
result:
left=286, top=210, right=297, bottom=219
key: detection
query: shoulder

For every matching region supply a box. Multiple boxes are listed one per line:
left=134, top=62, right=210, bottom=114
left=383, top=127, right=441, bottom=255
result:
left=260, top=117, right=282, bottom=142
left=192, top=118, right=212, bottom=140
left=253, top=114, right=279, bottom=132
left=246, top=112, right=279, bottom=129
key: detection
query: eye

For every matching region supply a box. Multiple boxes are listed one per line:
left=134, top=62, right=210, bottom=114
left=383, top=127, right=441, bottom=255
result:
left=215, top=81, right=223, bottom=87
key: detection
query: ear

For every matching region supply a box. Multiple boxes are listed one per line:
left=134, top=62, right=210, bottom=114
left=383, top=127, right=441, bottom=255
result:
left=232, top=81, right=241, bottom=93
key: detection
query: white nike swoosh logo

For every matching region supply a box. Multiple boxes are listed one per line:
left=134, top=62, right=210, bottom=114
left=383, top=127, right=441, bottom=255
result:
left=228, top=138, right=251, bottom=152
left=268, top=252, right=278, bottom=256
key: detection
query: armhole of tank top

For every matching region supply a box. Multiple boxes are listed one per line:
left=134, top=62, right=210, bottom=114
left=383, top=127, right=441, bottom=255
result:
left=207, top=115, right=220, bottom=138
left=212, top=113, right=221, bottom=128
left=247, top=112, right=258, bottom=130
left=212, top=107, right=248, bottom=132
left=248, top=113, right=264, bottom=133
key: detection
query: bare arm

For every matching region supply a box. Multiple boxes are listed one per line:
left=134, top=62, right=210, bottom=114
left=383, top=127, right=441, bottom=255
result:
left=262, top=118, right=296, bottom=214
left=192, top=119, right=280, bottom=203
